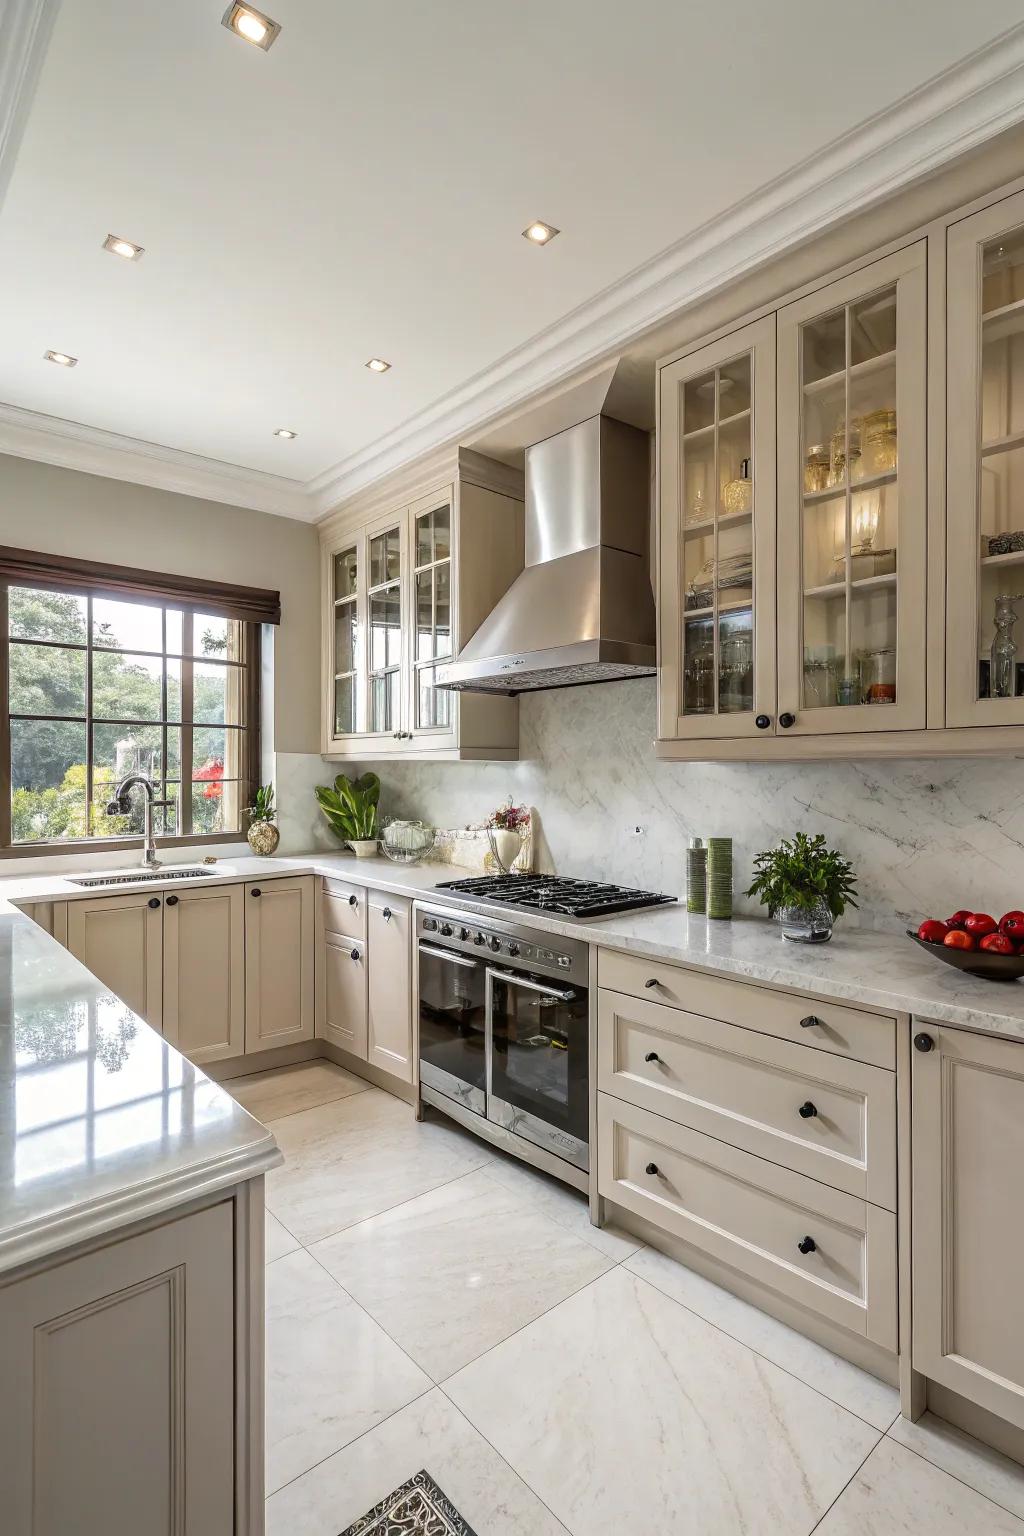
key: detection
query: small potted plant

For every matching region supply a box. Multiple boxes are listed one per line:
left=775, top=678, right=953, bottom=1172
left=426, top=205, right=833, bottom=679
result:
left=745, top=832, right=858, bottom=943
left=486, top=799, right=529, bottom=874
left=245, top=783, right=280, bottom=856
left=315, top=772, right=380, bottom=856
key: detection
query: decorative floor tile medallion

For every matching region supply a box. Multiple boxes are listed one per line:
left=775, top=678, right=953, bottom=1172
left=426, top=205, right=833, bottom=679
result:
left=338, top=1469, right=479, bottom=1536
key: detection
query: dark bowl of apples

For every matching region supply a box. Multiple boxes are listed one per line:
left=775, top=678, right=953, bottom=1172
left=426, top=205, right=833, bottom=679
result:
left=908, top=909, right=1024, bottom=980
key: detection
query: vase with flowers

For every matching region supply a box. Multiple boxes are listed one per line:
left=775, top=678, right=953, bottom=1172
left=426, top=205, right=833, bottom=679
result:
left=486, top=799, right=529, bottom=874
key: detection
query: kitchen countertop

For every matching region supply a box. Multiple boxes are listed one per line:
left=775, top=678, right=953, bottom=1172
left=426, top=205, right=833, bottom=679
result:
left=0, top=910, right=280, bottom=1276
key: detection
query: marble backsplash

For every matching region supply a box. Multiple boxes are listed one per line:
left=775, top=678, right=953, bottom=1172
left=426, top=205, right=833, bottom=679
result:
left=298, top=679, right=1024, bottom=930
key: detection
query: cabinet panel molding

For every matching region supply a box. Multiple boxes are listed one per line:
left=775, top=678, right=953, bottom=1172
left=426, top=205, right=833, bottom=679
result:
left=244, top=877, right=314, bottom=1052
left=163, top=882, right=245, bottom=1063
left=66, top=892, right=163, bottom=1029
left=367, top=892, right=413, bottom=1081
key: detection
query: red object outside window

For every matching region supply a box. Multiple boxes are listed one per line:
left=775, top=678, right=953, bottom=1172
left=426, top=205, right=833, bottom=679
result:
left=194, top=757, right=224, bottom=799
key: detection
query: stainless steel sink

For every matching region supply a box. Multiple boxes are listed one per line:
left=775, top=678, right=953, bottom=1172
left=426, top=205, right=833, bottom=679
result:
left=68, top=868, right=217, bottom=888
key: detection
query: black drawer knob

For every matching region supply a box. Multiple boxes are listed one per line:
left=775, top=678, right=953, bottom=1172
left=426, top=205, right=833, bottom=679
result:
left=914, top=1032, right=935, bottom=1053
left=166, top=894, right=178, bottom=907
left=383, top=906, right=392, bottom=921
left=644, top=1051, right=660, bottom=1063
left=350, top=948, right=360, bottom=961
left=798, top=1101, right=818, bottom=1119
left=779, top=711, right=796, bottom=729
left=645, top=1162, right=660, bottom=1177
left=147, top=896, right=160, bottom=909
left=251, top=887, right=261, bottom=897
left=798, top=1235, right=817, bottom=1255
left=644, top=977, right=659, bottom=989
left=755, top=714, right=771, bottom=730
left=348, top=893, right=357, bottom=906
left=800, top=1015, right=823, bottom=1029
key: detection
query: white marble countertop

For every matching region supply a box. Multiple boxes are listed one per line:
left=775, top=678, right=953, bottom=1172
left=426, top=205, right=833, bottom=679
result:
left=0, top=911, right=281, bottom=1276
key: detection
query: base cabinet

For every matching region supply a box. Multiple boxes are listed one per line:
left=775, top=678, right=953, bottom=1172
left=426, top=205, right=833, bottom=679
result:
left=0, top=1202, right=235, bottom=1535
left=244, top=877, right=315, bottom=1052
left=324, top=932, right=367, bottom=1055
left=66, top=891, right=163, bottom=1029
left=318, top=881, right=413, bottom=1084
left=163, top=882, right=245, bottom=1063
left=912, top=1023, right=1024, bottom=1430
left=367, top=892, right=413, bottom=1081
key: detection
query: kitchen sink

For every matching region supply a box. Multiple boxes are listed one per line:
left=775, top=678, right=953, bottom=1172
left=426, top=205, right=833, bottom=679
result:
left=68, top=868, right=217, bottom=888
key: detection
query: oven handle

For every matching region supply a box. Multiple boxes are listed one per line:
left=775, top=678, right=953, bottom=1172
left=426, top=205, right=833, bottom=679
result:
left=418, top=942, right=480, bottom=970
left=486, top=967, right=576, bottom=1004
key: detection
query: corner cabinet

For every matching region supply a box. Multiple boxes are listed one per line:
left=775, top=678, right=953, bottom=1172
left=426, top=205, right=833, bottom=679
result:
left=320, top=450, right=524, bottom=761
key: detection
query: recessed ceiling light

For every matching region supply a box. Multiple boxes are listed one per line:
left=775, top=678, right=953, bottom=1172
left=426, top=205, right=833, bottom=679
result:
left=44, top=350, right=77, bottom=368
left=365, top=357, right=391, bottom=373
left=522, top=220, right=559, bottom=246
left=274, top=427, right=297, bottom=439
left=103, top=233, right=144, bottom=261
left=221, top=3, right=280, bottom=49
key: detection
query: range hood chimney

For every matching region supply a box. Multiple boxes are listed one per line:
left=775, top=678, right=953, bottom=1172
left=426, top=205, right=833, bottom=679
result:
left=437, top=414, right=655, bottom=694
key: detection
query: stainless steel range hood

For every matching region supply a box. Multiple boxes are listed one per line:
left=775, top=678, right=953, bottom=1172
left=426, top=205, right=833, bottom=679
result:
left=437, top=414, right=655, bottom=694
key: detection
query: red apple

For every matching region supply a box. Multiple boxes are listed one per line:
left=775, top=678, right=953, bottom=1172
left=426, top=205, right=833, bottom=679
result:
left=965, top=912, right=998, bottom=937
left=981, top=932, right=1015, bottom=954
left=945, top=910, right=973, bottom=930
left=999, top=910, right=1024, bottom=937
left=917, top=919, right=949, bottom=944
left=944, top=929, right=976, bottom=950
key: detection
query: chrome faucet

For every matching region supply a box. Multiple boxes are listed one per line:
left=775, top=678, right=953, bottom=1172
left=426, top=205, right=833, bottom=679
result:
left=106, top=774, right=173, bottom=869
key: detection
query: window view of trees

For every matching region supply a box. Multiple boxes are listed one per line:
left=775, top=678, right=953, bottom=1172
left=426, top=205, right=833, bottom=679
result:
left=7, top=586, right=252, bottom=845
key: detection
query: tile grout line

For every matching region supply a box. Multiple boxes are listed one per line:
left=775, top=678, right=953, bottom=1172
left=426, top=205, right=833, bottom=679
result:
left=244, top=1082, right=373, bottom=1126
left=272, top=1158, right=496, bottom=1251
left=806, top=1433, right=886, bottom=1536
left=265, top=1383, right=438, bottom=1504
left=434, top=1381, right=573, bottom=1535
left=879, top=1422, right=1024, bottom=1526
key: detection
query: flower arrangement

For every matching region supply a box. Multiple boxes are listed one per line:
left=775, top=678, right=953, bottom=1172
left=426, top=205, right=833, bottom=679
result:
left=487, top=799, right=530, bottom=832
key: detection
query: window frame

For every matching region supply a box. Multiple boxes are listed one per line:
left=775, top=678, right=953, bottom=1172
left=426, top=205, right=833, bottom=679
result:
left=0, top=583, right=262, bottom=856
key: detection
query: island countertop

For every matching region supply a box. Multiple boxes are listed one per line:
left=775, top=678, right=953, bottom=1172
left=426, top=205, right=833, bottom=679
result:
left=0, top=912, right=280, bottom=1276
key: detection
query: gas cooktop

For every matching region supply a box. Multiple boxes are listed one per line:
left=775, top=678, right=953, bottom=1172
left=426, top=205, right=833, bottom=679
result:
left=432, top=874, right=677, bottom=919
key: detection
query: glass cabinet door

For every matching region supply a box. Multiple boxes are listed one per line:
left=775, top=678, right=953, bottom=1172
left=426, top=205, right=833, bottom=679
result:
left=777, top=244, right=926, bottom=735
left=330, top=541, right=360, bottom=737
left=409, top=489, right=456, bottom=744
left=366, top=518, right=406, bottom=737
left=947, top=191, right=1024, bottom=727
left=658, top=315, right=776, bottom=740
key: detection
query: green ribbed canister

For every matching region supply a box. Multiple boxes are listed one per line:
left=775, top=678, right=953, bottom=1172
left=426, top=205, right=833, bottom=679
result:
left=706, top=836, right=733, bottom=920
left=686, top=837, right=706, bottom=914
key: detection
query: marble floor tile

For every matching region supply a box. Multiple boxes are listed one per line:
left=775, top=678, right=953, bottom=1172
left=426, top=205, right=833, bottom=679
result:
left=310, top=1168, right=613, bottom=1380
left=626, top=1245, right=900, bottom=1431
left=227, top=1059, right=368, bottom=1123
left=265, top=1249, right=429, bottom=1495
left=480, top=1153, right=641, bottom=1262
left=446, top=1266, right=880, bottom=1536
left=888, top=1410, right=1024, bottom=1521
left=265, top=1088, right=492, bottom=1245
left=265, top=1388, right=569, bottom=1536
left=265, top=1209, right=300, bottom=1264
left=814, top=1435, right=1024, bottom=1534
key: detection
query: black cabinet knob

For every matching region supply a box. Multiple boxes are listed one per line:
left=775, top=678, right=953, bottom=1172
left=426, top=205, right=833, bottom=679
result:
left=800, top=1015, right=823, bottom=1029
left=779, top=712, right=796, bottom=729
left=645, top=1162, right=659, bottom=1176
left=644, top=978, right=659, bottom=989
left=798, top=1101, right=818, bottom=1119
left=166, top=894, right=178, bottom=907
left=348, top=893, right=357, bottom=906
left=251, top=887, right=261, bottom=897
left=383, top=907, right=392, bottom=921
left=755, top=714, right=771, bottom=730
left=914, top=1032, right=935, bottom=1053
left=645, top=1051, right=660, bottom=1063
left=147, top=896, right=161, bottom=909
left=350, top=948, right=360, bottom=961
left=797, top=1235, right=817, bottom=1255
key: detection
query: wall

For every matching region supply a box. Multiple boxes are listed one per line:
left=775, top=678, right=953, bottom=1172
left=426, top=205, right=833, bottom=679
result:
left=0, top=454, right=320, bottom=753
left=336, top=678, right=1024, bottom=929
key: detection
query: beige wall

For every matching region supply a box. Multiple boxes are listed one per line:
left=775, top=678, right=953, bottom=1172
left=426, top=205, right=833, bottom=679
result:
left=0, top=454, right=320, bottom=753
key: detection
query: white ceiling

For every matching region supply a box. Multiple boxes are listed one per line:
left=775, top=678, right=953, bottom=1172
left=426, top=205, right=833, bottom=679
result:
left=1, top=0, right=1023, bottom=517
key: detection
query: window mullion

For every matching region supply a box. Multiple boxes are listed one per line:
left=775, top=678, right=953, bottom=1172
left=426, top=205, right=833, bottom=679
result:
left=0, top=586, right=10, bottom=849
left=85, top=593, right=94, bottom=836
left=181, top=610, right=194, bottom=836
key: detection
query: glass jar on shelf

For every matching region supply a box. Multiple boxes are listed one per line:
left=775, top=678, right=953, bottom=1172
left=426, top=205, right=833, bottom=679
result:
left=803, top=445, right=831, bottom=494
left=990, top=593, right=1024, bottom=698
left=861, top=409, right=897, bottom=475
left=858, top=646, right=897, bottom=704
left=722, top=457, right=752, bottom=515
left=684, top=638, right=716, bottom=714
left=828, top=420, right=862, bottom=487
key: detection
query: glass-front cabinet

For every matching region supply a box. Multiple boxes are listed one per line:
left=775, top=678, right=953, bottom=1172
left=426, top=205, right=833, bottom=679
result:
left=658, top=315, right=776, bottom=740
left=947, top=190, right=1024, bottom=727
left=776, top=244, right=927, bottom=736
left=410, top=489, right=454, bottom=743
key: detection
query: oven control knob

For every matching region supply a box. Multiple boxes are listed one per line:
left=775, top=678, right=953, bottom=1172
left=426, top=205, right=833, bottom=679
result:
left=423, top=917, right=438, bottom=932
left=507, top=942, right=520, bottom=956
left=557, top=956, right=571, bottom=968
left=439, top=923, right=453, bottom=937
left=474, top=932, right=486, bottom=945
left=488, top=936, right=502, bottom=951
left=459, top=927, right=470, bottom=941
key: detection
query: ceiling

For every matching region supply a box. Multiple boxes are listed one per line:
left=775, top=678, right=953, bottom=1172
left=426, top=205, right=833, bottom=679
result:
left=1, top=0, right=1023, bottom=519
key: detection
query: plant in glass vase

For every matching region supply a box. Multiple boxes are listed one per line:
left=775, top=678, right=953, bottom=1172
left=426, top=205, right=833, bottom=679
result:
left=486, top=799, right=529, bottom=874
left=745, top=832, right=858, bottom=943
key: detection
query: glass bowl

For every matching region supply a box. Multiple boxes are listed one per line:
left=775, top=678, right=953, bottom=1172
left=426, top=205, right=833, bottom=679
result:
left=379, top=820, right=436, bottom=864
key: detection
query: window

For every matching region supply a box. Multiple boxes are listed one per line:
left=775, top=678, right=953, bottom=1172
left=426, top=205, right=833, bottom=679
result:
left=3, top=584, right=261, bottom=849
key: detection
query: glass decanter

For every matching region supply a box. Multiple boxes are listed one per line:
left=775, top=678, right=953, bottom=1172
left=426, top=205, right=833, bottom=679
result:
left=990, top=592, right=1024, bottom=698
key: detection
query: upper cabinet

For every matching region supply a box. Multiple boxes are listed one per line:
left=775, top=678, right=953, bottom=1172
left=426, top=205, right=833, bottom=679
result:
left=321, top=452, right=524, bottom=760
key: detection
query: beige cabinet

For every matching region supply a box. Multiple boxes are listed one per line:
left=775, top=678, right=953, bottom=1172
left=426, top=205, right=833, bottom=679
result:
left=912, top=1022, right=1024, bottom=1430
left=1, top=1201, right=235, bottom=1535
left=66, top=891, right=163, bottom=1028
left=321, top=451, right=524, bottom=761
left=367, top=891, right=413, bottom=1081
left=163, top=882, right=245, bottom=1064
left=244, top=877, right=314, bottom=1052
left=323, top=931, right=367, bottom=1055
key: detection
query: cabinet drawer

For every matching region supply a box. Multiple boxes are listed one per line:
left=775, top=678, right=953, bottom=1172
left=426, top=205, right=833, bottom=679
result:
left=324, top=931, right=367, bottom=1057
left=598, top=989, right=895, bottom=1207
left=598, top=1094, right=896, bottom=1349
left=598, top=948, right=895, bottom=1070
left=322, top=877, right=367, bottom=942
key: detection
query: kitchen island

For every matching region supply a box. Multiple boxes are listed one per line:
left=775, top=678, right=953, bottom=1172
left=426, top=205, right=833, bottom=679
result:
left=0, top=906, right=280, bottom=1535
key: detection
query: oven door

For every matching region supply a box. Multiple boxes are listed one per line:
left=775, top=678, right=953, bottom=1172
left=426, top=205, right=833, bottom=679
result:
left=486, top=966, right=590, bottom=1171
left=418, top=942, right=487, bottom=1114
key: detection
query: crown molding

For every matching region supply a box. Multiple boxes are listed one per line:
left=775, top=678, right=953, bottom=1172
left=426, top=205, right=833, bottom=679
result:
left=308, top=21, right=1024, bottom=519
left=0, top=0, right=60, bottom=212
left=0, top=402, right=313, bottom=520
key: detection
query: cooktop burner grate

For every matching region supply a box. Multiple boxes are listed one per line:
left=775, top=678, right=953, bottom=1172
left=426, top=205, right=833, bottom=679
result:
left=433, top=873, right=677, bottom=918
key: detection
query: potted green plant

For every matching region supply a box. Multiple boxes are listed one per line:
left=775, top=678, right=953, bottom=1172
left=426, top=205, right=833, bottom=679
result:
left=745, top=832, right=858, bottom=943
left=245, top=784, right=280, bottom=856
left=315, top=772, right=381, bottom=856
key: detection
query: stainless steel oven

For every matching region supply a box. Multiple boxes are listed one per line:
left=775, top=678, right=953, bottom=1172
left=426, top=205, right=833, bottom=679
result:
left=417, top=905, right=589, bottom=1176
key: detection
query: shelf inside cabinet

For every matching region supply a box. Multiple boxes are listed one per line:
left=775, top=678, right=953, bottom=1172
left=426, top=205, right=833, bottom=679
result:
left=682, top=407, right=751, bottom=443
left=802, top=348, right=896, bottom=398
left=980, top=550, right=1024, bottom=568
left=683, top=598, right=752, bottom=622
left=981, top=428, right=1024, bottom=459
left=803, top=469, right=897, bottom=505
left=803, top=572, right=898, bottom=600
left=682, top=509, right=752, bottom=534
